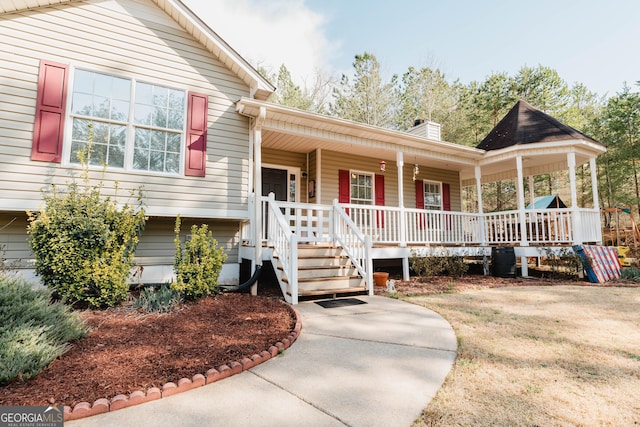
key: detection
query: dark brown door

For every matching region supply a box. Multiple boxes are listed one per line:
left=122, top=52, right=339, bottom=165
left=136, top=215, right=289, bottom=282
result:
left=262, top=167, right=288, bottom=201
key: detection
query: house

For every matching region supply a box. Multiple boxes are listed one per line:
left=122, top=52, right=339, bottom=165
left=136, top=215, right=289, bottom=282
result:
left=0, top=0, right=606, bottom=304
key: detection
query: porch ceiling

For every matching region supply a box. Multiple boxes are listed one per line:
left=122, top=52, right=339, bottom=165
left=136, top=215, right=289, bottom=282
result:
left=261, top=129, right=476, bottom=173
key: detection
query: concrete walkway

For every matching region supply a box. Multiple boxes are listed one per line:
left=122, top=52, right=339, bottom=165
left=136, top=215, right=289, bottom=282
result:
left=67, top=296, right=457, bottom=427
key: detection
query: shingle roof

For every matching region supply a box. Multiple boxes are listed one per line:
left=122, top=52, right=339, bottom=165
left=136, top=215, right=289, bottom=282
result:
left=476, top=100, right=600, bottom=151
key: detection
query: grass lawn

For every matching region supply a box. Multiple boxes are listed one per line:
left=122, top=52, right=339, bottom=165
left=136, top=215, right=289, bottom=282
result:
left=407, top=286, right=640, bottom=426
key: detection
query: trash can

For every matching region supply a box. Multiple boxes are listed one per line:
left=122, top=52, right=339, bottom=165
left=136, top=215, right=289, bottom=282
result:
left=491, top=247, right=516, bottom=278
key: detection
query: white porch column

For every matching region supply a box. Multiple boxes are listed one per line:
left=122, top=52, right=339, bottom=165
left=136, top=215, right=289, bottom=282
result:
left=252, top=107, right=266, bottom=295
left=475, top=165, right=486, bottom=246
left=396, top=152, right=409, bottom=280
left=516, top=156, right=529, bottom=276
left=568, top=152, right=582, bottom=245
left=590, top=158, right=602, bottom=244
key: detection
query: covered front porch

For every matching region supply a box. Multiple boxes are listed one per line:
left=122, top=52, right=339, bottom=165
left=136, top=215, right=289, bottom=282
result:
left=236, top=99, right=606, bottom=304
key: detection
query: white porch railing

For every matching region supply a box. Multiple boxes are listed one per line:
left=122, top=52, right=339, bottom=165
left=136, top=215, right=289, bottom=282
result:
left=266, top=194, right=298, bottom=304
left=332, top=201, right=373, bottom=294
left=257, top=198, right=602, bottom=247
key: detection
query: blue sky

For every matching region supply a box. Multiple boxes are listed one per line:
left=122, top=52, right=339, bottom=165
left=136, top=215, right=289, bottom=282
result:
left=185, top=0, right=640, bottom=98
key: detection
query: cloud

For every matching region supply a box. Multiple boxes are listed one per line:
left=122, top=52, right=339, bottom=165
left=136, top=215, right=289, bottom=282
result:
left=183, top=0, right=335, bottom=84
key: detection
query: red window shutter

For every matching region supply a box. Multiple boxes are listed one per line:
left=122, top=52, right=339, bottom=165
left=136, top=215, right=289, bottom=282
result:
left=415, top=180, right=425, bottom=229
left=415, top=180, right=424, bottom=209
left=338, top=169, right=350, bottom=203
left=185, top=92, right=208, bottom=177
left=31, top=60, right=69, bottom=162
left=442, top=183, right=451, bottom=211
left=375, top=174, right=385, bottom=227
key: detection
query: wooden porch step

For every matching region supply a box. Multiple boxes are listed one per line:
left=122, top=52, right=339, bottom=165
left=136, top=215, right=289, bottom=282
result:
left=288, top=286, right=367, bottom=298
left=284, top=275, right=363, bottom=292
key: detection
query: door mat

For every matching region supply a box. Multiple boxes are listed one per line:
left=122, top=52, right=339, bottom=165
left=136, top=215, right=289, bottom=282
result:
left=315, top=298, right=367, bottom=309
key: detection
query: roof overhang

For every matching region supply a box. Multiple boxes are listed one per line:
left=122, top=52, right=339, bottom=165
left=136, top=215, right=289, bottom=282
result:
left=0, top=0, right=275, bottom=100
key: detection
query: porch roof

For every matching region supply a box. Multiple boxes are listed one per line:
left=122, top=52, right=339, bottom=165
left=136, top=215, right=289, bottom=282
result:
left=237, top=98, right=607, bottom=187
left=236, top=98, right=484, bottom=173
left=477, top=100, right=601, bottom=150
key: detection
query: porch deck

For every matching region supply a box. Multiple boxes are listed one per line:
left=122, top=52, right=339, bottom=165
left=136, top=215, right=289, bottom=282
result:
left=241, top=197, right=602, bottom=303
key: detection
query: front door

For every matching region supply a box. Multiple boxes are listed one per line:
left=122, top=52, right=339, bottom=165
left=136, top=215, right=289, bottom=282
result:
left=262, top=167, right=288, bottom=201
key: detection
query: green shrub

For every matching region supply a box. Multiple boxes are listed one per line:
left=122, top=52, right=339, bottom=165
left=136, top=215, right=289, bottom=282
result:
left=171, top=216, right=227, bottom=301
left=445, top=255, right=469, bottom=278
left=0, top=276, right=87, bottom=385
left=27, top=181, right=146, bottom=308
left=620, top=267, right=640, bottom=281
left=133, top=284, right=182, bottom=313
left=540, top=247, right=583, bottom=278
left=410, top=251, right=468, bottom=280
left=410, top=255, right=446, bottom=279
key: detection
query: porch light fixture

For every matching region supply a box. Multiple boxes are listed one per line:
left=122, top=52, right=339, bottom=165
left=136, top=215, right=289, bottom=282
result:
left=379, top=160, right=386, bottom=172
left=413, top=163, right=419, bottom=181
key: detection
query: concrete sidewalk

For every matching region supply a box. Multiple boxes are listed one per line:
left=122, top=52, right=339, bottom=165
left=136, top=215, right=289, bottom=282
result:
left=67, top=295, right=457, bottom=427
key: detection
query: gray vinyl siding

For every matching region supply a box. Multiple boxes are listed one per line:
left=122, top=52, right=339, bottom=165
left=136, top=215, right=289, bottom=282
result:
left=0, top=0, right=251, bottom=218
left=136, top=217, right=241, bottom=265
left=0, top=214, right=240, bottom=267
left=319, top=150, right=461, bottom=211
left=0, top=213, right=31, bottom=268
left=262, top=149, right=307, bottom=171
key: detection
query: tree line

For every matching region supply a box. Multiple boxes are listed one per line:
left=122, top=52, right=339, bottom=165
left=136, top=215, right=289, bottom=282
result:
left=260, top=54, right=640, bottom=216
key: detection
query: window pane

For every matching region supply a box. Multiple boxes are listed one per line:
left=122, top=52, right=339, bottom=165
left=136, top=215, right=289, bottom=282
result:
left=111, top=99, right=130, bottom=122
left=136, top=82, right=153, bottom=105
left=73, top=70, right=93, bottom=94
left=71, top=92, right=93, bottom=116
left=166, top=133, right=181, bottom=152
left=135, top=128, right=150, bottom=149
left=149, top=150, right=164, bottom=172
left=165, top=152, right=180, bottom=174
left=94, top=73, right=112, bottom=98
left=153, top=107, right=168, bottom=128
left=134, top=104, right=153, bottom=126
left=133, top=147, right=148, bottom=170
left=150, top=130, right=165, bottom=151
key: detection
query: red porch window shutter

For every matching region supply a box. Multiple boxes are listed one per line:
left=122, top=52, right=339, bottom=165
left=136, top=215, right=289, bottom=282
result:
left=31, top=60, right=69, bottom=162
left=415, top=180, right=424, bottom=209
left=442, top=183, right=451, bottom=211
left=375, top=174, right=385, bottom=227
left=338, top=169, right=350, bottom=203
left=442, top=183, right=451, bottom=230
left=415, top=180, right=425, bottom=229
left=185, top=92, right=208, bottom=177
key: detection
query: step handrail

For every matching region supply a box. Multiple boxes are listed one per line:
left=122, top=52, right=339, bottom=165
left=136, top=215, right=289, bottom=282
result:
left=332, top=200, right=373, bottom=294
left=266, top=193, right=298, bottom=304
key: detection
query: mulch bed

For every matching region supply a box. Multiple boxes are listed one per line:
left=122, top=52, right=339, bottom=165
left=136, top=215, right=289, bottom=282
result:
left=0, top=293, right=295, bottom=407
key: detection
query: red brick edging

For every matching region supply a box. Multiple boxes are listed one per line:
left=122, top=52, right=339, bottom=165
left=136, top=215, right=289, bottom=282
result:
left=63, top=303, right=302, bottom=422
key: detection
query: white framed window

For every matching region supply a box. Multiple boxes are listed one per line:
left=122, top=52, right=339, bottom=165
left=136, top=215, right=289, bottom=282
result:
left=423, top=180, right=442, bottom=210
left=350, top=171, right=373, bottom=205
left=68, top=69, right=186, bottom=175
